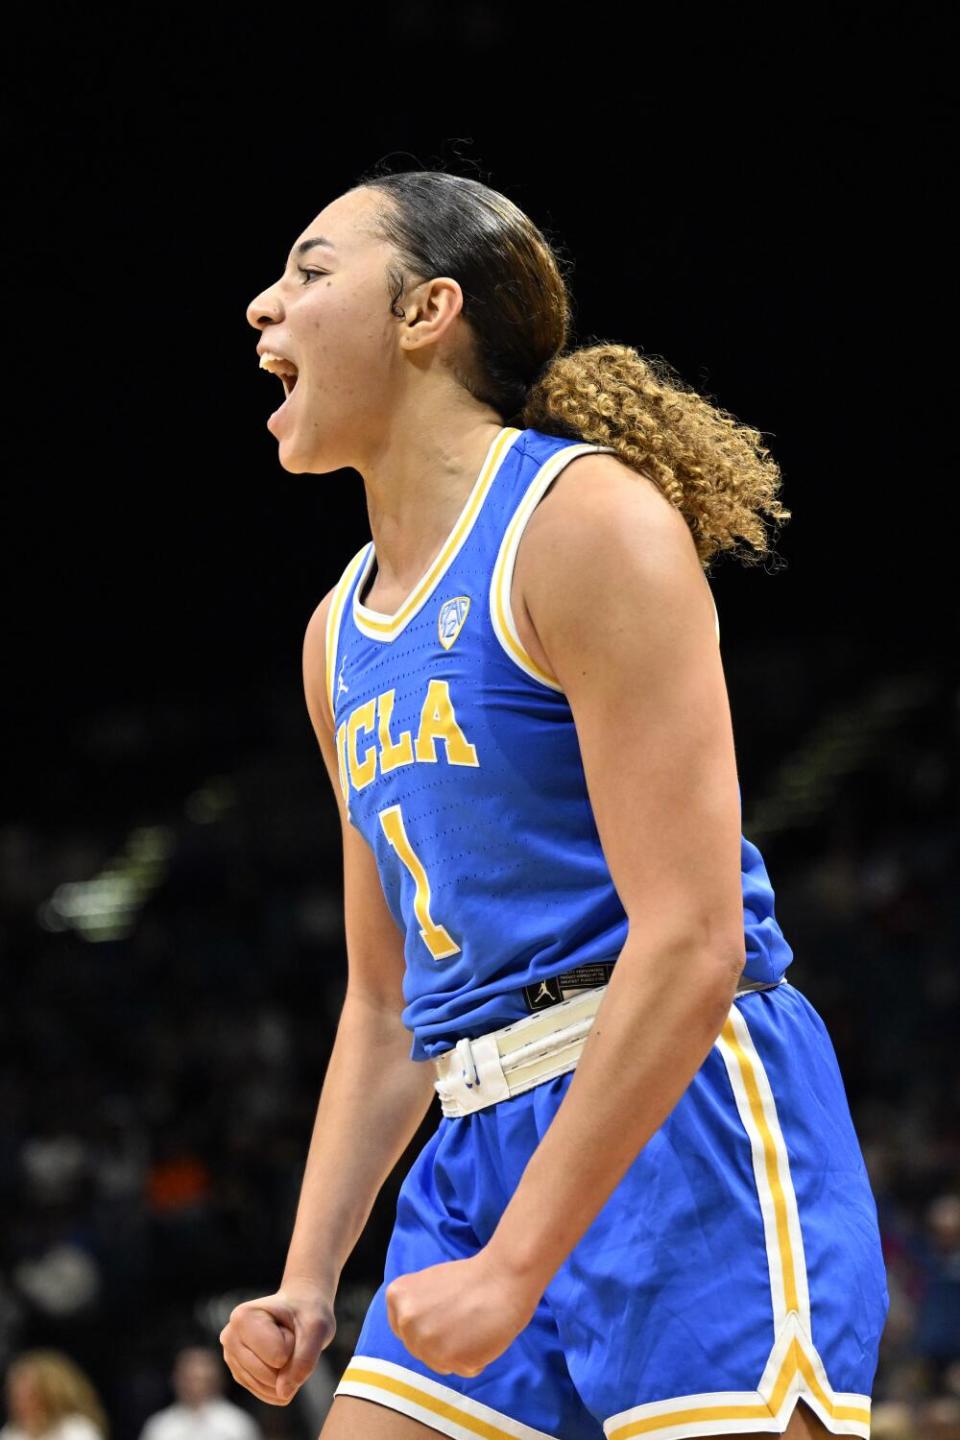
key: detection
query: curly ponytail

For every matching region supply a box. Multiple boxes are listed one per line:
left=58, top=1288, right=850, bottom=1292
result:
left=354, top=164, right=791, bottom=572
left=523, top=344, right=791, bottom=571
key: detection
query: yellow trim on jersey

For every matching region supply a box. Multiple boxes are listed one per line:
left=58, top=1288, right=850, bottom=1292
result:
left=488, top=443, right=721, bottom=683
left=489, top=442, right=616, bottom=691
left=336, top=1357, right=559, bottom=1440
left=352, top=426, right=522, bottom=642
left=324, top=544, right=370, bottom=720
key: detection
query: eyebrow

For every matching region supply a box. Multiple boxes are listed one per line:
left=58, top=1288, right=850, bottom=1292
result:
left=291, top=236, right=337, bottom=260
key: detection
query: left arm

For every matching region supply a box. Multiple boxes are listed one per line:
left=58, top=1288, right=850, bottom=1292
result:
left=386, top=455, right=746, bottom=1373
left=482, top=456, right=747, bottom=1289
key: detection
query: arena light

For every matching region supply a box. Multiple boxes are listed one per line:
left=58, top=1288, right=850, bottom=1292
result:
left=38, top=824, right=174, bottom=942
left=744, top=671, right=937, bottom=843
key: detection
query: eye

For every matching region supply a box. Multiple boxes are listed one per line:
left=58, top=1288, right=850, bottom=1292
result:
left=297, top=267, right=326, bottom=284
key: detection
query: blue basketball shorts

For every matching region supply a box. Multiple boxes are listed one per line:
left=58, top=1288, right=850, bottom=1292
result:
left=334, top=980, right=889, bottom=1439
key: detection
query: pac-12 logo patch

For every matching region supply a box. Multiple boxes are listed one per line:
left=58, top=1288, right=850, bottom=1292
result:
left=438, top=595, right=471, bottom=650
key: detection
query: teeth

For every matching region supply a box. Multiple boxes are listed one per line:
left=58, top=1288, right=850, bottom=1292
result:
left=258, top=351, right=299, bottom=379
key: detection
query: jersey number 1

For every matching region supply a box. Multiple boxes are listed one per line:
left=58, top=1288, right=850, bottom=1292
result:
left=379, top=803, right=461, bottom=961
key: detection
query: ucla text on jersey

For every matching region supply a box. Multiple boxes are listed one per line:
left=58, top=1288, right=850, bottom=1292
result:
left=324, top=427, right=792, bottom=1060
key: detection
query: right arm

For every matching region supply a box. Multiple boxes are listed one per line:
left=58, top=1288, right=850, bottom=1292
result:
left=282, top=587, right=438, bottom=1294
left=220, top=586, right=437, bottom=1405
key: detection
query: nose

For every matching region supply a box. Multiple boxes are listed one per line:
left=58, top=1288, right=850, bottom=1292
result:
left=246, top=282, right=284, bottom=331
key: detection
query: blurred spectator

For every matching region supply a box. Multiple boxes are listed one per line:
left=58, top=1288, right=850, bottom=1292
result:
left=915, top=1394, right=960, bottom=1439
left=1, top=1350, right=107, bottom=1440
left=137, top=1349, right=260, bottom=1440
left=870, top=1401, right=915, bottom=1439
left=914, top=1195, right=960, bottom=1390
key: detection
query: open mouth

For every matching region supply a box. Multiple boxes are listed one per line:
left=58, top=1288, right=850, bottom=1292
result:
left=259, top=351, right=299, bottom=398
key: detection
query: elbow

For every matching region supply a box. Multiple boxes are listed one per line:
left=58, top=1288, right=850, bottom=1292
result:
left=711, top=938, right=748, bottom=1013
left=690, top=934, right=746, bottom=1025
left=621, top=917, right=746, bottom=1021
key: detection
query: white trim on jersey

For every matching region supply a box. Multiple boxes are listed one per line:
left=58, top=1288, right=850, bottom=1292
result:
left=488, top=442, right=616, bottom=692
left=325, top=543, right=370, bottom=721
left=351, top=427, right=522, bottom=643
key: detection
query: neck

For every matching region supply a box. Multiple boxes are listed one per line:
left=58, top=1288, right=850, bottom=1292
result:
left=358, top=407, right=506, bottom=589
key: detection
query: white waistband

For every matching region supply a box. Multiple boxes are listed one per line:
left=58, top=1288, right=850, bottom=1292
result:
left=431, top=975, right=785, bottom=1118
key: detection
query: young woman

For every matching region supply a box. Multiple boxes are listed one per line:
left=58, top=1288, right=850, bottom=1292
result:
left=220, top=169, right=889, bottom=1440
left=2, top=1351, right=108, bottom=1440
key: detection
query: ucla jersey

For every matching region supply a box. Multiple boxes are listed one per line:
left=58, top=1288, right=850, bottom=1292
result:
left=325, top=426, right=793, bottom=1061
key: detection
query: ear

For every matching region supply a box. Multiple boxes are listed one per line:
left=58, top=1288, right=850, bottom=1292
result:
left=398, top=276, right=465, bottom=354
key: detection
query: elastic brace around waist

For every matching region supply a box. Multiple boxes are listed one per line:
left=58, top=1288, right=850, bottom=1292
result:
left=431, top=975, right=785, bottom=1118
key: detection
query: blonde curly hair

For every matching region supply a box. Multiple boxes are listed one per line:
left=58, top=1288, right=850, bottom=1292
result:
left=354, top=164, right=791, bottom=573
left=523, top=343, right=791, bottom=571
left=5, top=1350, right=108, bottom=1439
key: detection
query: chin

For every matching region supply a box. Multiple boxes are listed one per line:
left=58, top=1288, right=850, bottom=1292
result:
left=277, top=453, right=306, bottom=474
left=274, top=436, right=313, bottom=474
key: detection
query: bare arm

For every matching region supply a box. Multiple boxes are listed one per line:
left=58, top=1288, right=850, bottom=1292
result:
left=481, top=454, right=747, bottom=1288
left=281, top=587, right=437, bottom=1294
left=221, top=587, right=436, bottom=1406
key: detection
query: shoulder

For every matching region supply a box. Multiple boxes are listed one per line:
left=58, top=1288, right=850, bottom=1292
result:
left=138, top=1411, right=173, bottom=1440
left=303, top=546, right=362, bottom=660
left=303, top=545, right=370, bottom=728
left=516, top=451, right=713, bottom=686
left=53, top=1419, right=104, bottom=1440
left=302, top=589, right=336, bottom=734
left=303, top=584, right=336, bottom=661
left=207, top=1401, right=259, bottom=1437
left=304, top=542, right=370, bottom=656
left=524, top=449, right=694, bottom=568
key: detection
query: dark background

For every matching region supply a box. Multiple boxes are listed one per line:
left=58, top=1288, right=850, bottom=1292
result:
left=1, top=6, right=956, bottom=1440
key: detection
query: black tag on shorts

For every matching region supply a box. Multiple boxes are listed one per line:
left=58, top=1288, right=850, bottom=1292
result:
left=522, top=961, right=616, bottom=1013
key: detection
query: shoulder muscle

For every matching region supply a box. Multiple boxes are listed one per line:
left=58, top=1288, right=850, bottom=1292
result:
left=519, top=453, right=713, bottom=655
left=519, top=453, right=744, bottom=967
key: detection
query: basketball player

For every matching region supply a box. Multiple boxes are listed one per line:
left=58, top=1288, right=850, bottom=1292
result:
left=219, top=170, right=889, bottom=1440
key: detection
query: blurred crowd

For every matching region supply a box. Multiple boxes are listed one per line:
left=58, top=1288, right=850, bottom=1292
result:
left=0, top=655, right=956, bottom=1440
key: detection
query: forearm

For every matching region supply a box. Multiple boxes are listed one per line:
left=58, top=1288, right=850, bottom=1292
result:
left=281, top=991, right=437, bottom=1294
left=485, top=928, right=744, bottom=1290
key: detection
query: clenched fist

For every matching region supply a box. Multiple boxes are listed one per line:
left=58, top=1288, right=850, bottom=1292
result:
left=386, top=1250, right=540, bottom=1377
left=219, top=1279, right=336, bottom=1405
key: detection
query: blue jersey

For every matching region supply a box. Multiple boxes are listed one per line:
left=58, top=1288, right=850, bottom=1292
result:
left=325, top=426, right=793, bottom=1061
